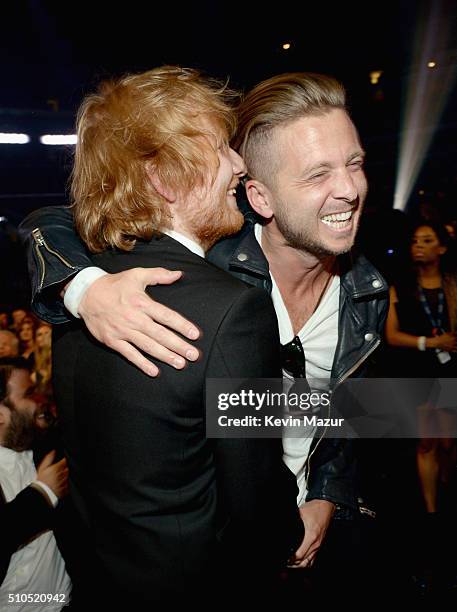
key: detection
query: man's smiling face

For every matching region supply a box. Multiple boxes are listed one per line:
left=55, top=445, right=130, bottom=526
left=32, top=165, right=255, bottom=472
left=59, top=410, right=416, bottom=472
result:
left=267, top=108, right=367, bottom=256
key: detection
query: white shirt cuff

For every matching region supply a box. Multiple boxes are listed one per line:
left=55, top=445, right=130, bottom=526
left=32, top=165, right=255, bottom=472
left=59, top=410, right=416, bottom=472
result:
left=32, top=480, right=59, bottom=508
left=63, top=267, right=108, bottom=319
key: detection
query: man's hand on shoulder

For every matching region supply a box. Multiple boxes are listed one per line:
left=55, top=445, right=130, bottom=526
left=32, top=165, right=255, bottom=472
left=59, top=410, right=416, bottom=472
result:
left=78, top=267, right=201, bottom=376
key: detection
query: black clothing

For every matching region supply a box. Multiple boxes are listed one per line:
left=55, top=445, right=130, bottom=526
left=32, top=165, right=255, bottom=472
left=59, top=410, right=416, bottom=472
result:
left=51, top=235, right=303, bottom=605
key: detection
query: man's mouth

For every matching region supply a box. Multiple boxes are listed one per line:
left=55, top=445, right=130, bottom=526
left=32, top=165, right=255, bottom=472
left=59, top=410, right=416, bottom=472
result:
left=227, top=188, right=237, bottom=196
left=320, top=210, right=354, bottom=230
left=34, top=407, right=54, bottom=427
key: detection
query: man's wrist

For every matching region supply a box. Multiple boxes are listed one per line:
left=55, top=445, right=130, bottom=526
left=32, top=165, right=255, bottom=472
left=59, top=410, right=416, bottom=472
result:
left=30, top=480, right=59, bottom=508
left=63, top=267, right=108, bottom=318
left=301, top=498, right=336, bottom=512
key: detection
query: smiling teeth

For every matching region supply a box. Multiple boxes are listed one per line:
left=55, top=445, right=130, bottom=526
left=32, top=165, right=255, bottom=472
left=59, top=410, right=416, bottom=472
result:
left=228, top=188, right=236, bottom=195
left=321, top=211, right=353, bottom=223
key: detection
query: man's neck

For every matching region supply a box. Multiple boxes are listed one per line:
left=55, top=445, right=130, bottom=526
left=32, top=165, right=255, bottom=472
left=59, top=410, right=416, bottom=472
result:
left=164, top=223, right=205, bottom=258
left=261, top=223, right=336, bottom=297
left=260, top=224, right=336, bottom=334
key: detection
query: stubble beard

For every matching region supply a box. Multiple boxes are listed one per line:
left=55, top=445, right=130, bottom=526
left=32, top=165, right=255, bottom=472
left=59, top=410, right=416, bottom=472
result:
left=3, top=408, right=37, bottom=452
left=191, top=191, right=244, bottom=251
left=274, top=199, right=360, bottom=257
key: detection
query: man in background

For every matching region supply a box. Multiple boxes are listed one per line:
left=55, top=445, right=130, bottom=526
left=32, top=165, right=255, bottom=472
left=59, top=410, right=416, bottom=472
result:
left=0, top=357, right=70, bottom=611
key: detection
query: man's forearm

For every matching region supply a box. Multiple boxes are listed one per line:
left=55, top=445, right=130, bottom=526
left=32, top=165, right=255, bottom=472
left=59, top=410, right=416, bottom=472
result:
left=18, top=206, right=93, bottom=323
left=0, top=486, right=55, bottom=573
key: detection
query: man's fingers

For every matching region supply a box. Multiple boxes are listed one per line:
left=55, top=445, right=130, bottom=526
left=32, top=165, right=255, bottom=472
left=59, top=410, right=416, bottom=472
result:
left=138, top=319, right=200, bottom=362
left=119, top=331, right=197, bottom=370
left=143, top=301, right=200, bottom=344
left=138, top=267, right=183, bottom=287
left=38, top=450, right=56, bottom=469
left=78, top=266, right=200, bottom=372
left=114, top=341, right=160, bottom=377
left=294, top=536, right=314, bottom=561
left=288, top=548, right=318, bottom=569
left=288, top=559, right=310, bottom=569
left=295, top=555, right=316, bottom=569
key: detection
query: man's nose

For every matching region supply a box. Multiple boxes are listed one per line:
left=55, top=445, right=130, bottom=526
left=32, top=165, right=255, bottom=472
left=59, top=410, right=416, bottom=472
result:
left=230, top=148, right=247, bottom=177
left=333, top=168, right=359, bottom=202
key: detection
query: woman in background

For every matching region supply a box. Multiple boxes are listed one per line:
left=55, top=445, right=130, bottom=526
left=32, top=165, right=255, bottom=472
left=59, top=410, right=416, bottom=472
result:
left=33, top=323, right=52, bottom=394
left=18, top=317, right=37, bottom=369
left=386, top=221, right=457, bottom=510
left=386, top=221, right=457, bottom=589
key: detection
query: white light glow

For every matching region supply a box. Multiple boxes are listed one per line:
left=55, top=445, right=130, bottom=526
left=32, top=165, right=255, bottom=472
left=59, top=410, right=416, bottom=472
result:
left=394, top=4, right=457, bottom=211
left=282, top=43, right=291, bottom=50
left=40, top=134, right=77, bottom=145
left=0, top=133, right=30, bottom=144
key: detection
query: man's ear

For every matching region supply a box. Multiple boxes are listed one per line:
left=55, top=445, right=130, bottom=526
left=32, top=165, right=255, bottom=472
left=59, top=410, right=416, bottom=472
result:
left=245, top=179, right=274, bottom=220
left=146, top=163, right=177, bottom=203
left=438, top=245, right=448, bottom=257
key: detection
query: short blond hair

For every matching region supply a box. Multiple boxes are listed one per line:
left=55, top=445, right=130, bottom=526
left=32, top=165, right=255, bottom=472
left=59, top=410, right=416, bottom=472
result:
left=234, top=72, right=346, bottom=184
left=71, top=66, right=238, bottom=252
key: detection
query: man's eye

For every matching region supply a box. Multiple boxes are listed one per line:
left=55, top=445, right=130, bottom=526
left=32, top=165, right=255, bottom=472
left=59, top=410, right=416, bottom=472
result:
left=25, top=386, right=36, bottom=397
left=349, top=160, right=364, bottom=169
left=3, top=397, right=13, bottom=409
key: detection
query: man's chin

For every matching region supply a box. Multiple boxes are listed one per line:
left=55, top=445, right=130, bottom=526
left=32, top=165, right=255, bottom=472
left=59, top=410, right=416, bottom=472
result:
left=317, top=227, right=358, bottom=256
left=199, top=211, right=245, bottom=251
left=325, top=239, right=355, bottom=257
left=221, top=211, right=245, bottom=238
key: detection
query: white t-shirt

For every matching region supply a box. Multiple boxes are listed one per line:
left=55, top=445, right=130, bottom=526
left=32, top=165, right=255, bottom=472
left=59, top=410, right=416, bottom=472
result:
left=0, top=447, right=71, bottom=611
left=254, top=224, right=339, bottom=505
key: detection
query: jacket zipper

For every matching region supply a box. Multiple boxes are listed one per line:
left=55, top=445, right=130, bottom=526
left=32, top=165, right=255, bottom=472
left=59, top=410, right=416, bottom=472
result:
left=32, top=228, right=77, bottom=291
left=333, top=338, right=381, bottom=388
left=302, top=337, right=381, bottom=493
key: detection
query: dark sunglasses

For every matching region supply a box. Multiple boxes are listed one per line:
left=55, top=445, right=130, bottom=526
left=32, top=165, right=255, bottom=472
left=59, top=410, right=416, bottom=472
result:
left=280, top=336, right=307, bottom=379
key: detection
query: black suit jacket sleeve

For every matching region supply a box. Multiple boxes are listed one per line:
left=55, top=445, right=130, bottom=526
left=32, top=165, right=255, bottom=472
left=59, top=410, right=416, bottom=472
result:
left=206, top=286, right=304, bottom=567
left=0, top=485, right=55, bottom=585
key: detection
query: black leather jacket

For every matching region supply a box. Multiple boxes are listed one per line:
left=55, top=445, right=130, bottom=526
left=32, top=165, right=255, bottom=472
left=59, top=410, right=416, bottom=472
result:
left=19, top=206, right=389, bottom=512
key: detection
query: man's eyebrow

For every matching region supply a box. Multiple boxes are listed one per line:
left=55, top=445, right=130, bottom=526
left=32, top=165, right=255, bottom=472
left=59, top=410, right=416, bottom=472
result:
left=348, top=149, right=366, bottom=161
left=347, top=150, right=366, bottom=162
left=298, top=149, right=366, bottom=179
left=299, top=162, right=331, bottom=177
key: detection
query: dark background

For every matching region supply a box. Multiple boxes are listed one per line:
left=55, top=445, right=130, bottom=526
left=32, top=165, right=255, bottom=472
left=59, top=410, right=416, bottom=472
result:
left=1, top=0, right=456, bottom=305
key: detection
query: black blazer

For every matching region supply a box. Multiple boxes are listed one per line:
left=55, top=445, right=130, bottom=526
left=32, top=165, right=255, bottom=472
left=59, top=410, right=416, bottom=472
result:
left=52, top=235, right=303, bottom=606
left=0, top=483, right=54, bottom=585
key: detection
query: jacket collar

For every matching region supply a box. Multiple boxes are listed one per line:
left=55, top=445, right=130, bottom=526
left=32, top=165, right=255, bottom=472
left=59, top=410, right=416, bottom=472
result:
left=229, top=226, right=270, bottom=277
left=338, top=252, right=388, bottom=299
left=228, top=224, right=388, bottom=299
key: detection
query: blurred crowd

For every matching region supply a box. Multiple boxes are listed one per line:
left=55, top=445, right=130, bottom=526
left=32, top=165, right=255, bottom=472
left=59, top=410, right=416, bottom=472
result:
left=0, top=309, right=53, bottom=409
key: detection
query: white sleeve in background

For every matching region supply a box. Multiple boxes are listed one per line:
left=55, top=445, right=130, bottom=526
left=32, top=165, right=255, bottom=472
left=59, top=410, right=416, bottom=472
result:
left=32, top=480, right=59, bottom=508
left=63, top=267, right=108, bottom=319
